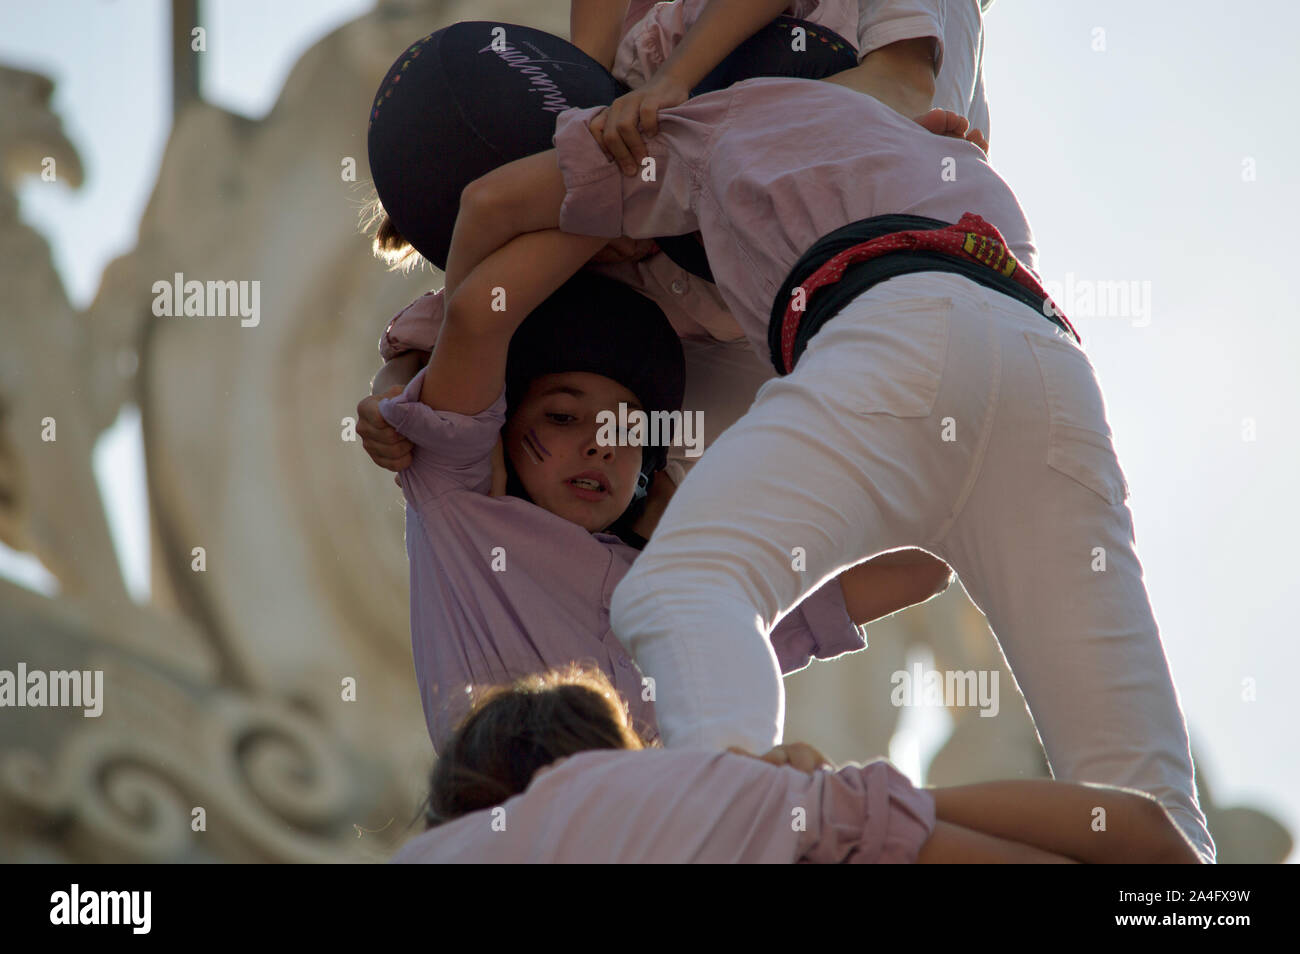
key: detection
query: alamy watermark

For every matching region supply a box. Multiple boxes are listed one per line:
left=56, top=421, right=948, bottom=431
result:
left=1041, top=273, right=1152, bottom=328
left=50, top=884, right=150, bottom=934
left=152, top=272, right=260, bottom=327
left=890, top=663, right=999, bottom=717
left=596, top=403, right=704, bottom=458
left=0, top=663, right=103, bottom=717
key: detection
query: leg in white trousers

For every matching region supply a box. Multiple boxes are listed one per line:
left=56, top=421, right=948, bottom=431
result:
left=610, top=272, right=1215, bottom=862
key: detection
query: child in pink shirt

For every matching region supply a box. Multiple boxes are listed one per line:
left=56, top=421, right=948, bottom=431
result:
left=359, top=19, right=960, bottom=752
left=393, top=39, right=1214, bottom=862
left=391, top=668, right=1200, bottom=864
left=363, top=11, right=1212, bottom=863
left=373, top=271, right=879, bottom=752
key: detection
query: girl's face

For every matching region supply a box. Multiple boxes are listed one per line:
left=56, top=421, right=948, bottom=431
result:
left=504, top=372, right=644, bottom=532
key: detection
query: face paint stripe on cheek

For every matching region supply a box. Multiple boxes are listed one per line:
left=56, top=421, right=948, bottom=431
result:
left=521, top=434, right=544, bottom=465
left=526, top=428, right=552, bottom=458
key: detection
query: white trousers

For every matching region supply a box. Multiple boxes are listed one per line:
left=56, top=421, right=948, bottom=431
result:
left=611, top=272, right=1215, bottom=862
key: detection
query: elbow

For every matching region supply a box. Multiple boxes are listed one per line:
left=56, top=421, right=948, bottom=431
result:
left=443, top=286, right=473, bottom=332
left=460, top=169, right=514, bottom=225
left=444, top=283, right=508, bottom=339
left=898, top=566, right=951, bottom=616
left=457, top=178, right=492, bottom=232
left=909, top=555, right=954, bottom=605
left=927, top=564, right=954, bottom=600
left=459, top=175, right=491, bottom=214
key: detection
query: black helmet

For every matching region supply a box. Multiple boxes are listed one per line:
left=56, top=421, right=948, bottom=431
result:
left=367, top=22, right=620, bottom=271
left=506, top=272, right=685, bottom=486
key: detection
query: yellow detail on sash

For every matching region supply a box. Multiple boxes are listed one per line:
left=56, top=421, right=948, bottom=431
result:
left=963, top=233, right=1018, bottom=277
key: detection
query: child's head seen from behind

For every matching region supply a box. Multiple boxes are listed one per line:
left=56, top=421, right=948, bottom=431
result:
left=425, top=665, right=643, bottom=827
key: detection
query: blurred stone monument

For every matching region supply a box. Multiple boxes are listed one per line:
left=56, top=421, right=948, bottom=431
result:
left=0, top=0, right=1290, bottom=863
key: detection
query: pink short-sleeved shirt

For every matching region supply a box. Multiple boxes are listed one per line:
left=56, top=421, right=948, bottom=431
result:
left=554, top=76, right=1036, bottom=363
left=378, top=367, right=865, bottom=752
left=612, top=1, right=860, bottom=89
left=391, top=750, right=936, bottom=863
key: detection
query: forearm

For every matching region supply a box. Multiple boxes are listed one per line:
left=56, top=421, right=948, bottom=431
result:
left=929, top=780, right=1201, bottom=864
left=443, top=150, right=569, bottom=297
left=917, top=821, right=1077, bottom=863
left=653, top=0, right=791, bottom=91
left=835, top=549, right=951, bottom=625
left=447, top=228, right=606, bottom=336
left=370, top=350, right=427, bottom=396
left=424, top=227, right=607, bottom=414
left=570, top=0, right=630, bottom=70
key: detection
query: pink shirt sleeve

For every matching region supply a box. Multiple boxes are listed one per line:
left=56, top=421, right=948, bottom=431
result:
left=377, top=366, right=504, bottom=502
left=390, top=750, right=935, bottom=863
left=770, top=576, right=866, bottom=672
left=855, top=0, right=946, bottom=72
left=611, top=1, right=857, bottom=88
left=797, top=758, right=937, bottom=863
left=612, top=0, right=694, bottom=88
left=555, top=102, right=707, bottom=240
left=379, top=289, right=443, bottom=360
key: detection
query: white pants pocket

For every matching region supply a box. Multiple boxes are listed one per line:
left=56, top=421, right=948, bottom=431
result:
left=814, top=292, right=953, bottom=419
left=1025, top=331, right=1130, bottom=505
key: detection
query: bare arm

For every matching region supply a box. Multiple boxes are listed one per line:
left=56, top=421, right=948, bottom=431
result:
left=917, top=821, right=1077, bottom=863
left=430, top=150, right=601, bottom=415
left=835, top=549, right=952, bottom=626
left=443, top=150, right=568, bottom=297
left=570, top=0, right=631, bottom=70
left=424, top=226, right=606, bottom=415
left=593, top=0, right=789, bottom=172
left=928, top=780, right=1201, bottom=864
left=648, top=0, right=790, bottom=93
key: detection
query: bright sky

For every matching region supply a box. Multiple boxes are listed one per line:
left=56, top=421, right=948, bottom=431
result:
left=2, top=0, right=1296, bottom=861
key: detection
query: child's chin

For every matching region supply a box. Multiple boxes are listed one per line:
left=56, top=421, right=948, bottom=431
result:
left=581, top=509, right=614, bottom=532
left=555, top=500, right=610, bottom=531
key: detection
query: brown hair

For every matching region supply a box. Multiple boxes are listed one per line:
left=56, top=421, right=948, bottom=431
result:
left=424, top=665, right=646, bottom=828
left=359, top=190, right=426, bottom=273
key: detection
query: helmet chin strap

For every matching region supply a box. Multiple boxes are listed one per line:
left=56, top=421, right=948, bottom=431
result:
left=633, top=471, right=650, bottom=501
